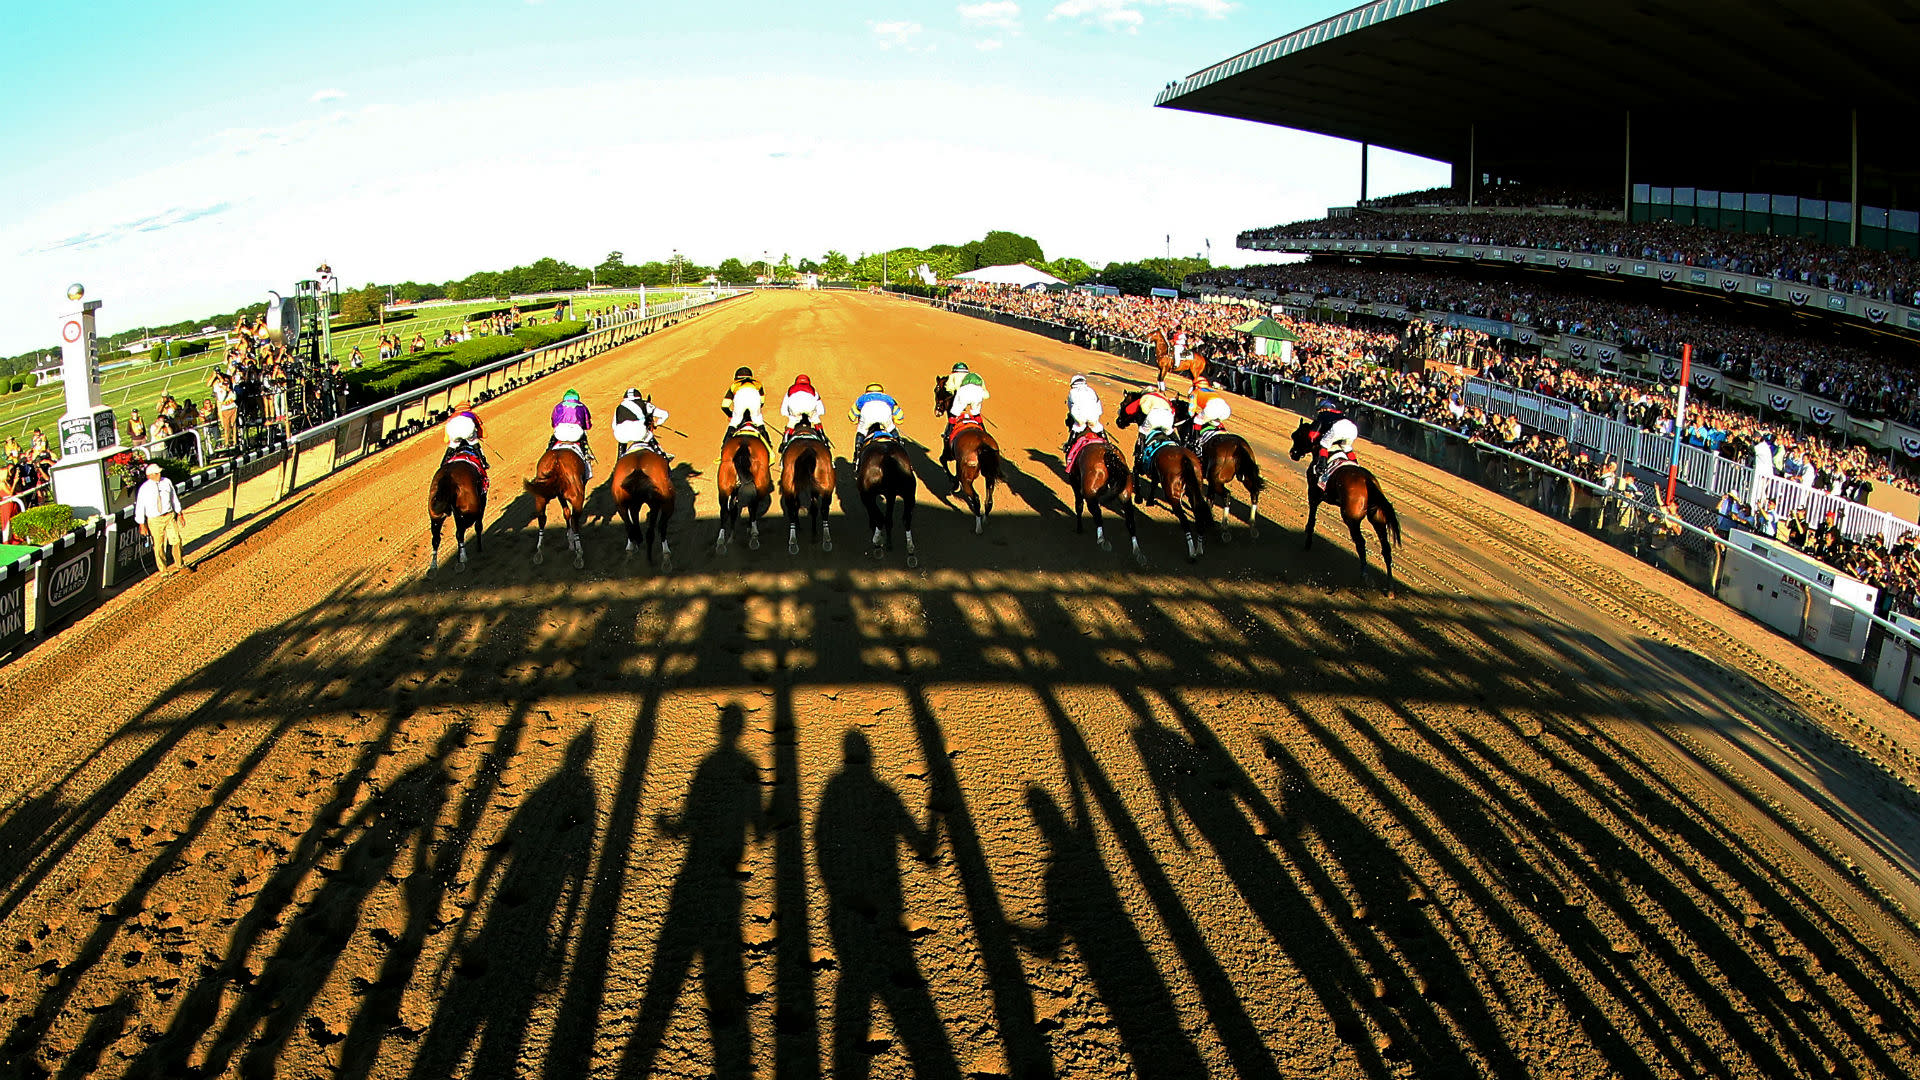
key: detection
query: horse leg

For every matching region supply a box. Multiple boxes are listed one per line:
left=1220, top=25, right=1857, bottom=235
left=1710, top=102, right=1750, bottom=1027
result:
left=982, top=468, right=995, bottom=533
left=1123, top=493, right=1145, bottom=566
left=903, top=488, right=918, bottom=568
left=785, top=490, right=801, bottom=555
left=455, top=514, right=471, bottom=572
left=864, top=489, right=886, bottom=556
left=429, top=513, right=444, bottom=574
left=1073, top=484, right=1087, bottom=535
left=818, top=492, right=833, bottom=553
left=1171, top=489, right=1198, bottom=563
left=1348, top=517, right=1370, bottom=588
left=568, top=501, right=584, bottom=569
left=1089, top=494, right=1111, bottom=553
left=1373, top=513, right=1395, bottom=596
left=532, top=499, right=548, bottom=565
left=1302, top=488, right=1319, bottom=550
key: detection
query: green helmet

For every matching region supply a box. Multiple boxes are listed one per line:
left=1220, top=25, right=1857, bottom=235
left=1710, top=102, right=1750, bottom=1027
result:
left=563, top=389, right=580, bottom=401
left=952, top=362, right=968, bottom=373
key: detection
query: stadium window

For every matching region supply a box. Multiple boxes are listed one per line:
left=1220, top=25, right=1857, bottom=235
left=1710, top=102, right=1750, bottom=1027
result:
left=1695, top=189, right=1717, bottom=207
left=1862, top=205, right=1890, bottom=228
left=1651, top=187, right=1672, bottom=205
left=1722, top=191, right=1744, bottom=211
left=1827, top=200, right=1851, bottom=222
left=1891, top=209, right=1918, bottom=236
left=1802, top=198, right=1825, bottom=219
left=1771, top=194, right=1798, bottom=215
left=1632, top=183, right=1651, bottom=204
left=1675, top=187, right=1695, bottom=206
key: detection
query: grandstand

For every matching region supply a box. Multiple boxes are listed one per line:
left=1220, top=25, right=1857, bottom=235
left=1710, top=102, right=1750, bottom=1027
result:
left=1156, top=0, right=1920, bottom=510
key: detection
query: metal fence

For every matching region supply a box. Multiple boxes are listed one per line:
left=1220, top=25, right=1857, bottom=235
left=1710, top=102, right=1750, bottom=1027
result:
left=1461, top=377, right=1918, bottom=545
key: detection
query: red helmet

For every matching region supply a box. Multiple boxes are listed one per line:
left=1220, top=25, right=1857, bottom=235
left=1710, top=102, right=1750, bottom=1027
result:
left=790, top=375, right=814, bottom=394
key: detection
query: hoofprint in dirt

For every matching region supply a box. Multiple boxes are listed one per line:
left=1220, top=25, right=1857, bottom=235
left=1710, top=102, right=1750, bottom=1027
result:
left=2, top=290, right=1918, bottom=1079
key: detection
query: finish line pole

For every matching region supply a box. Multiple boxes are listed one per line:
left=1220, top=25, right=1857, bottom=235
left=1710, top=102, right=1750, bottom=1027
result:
left=1666, top=342, right=1692, bottom=504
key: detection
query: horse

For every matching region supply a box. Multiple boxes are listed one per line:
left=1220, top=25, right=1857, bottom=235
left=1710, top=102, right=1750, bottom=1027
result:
left=933, top=377, right=1000, bottom=533
left=1152, top=328, right=1206, bottom=392
left=715, top=426, right=773, bottom=554
left=779, top=417, right=835, bottom=555
left=1064, top=431, right=1143, bottom=564
left=1289, top=420, right=1403, bottom=594
left=855, top=430, right=918, bottom=566
left=609, top=448, right=676, bottom=571
left=523, top=442, right=589, bottom=568
left=1193, top=428, right=1265, bottom=542
left=427, top=455, right=486, bottom=573
left=1114, top=392, right=1212, bottom=561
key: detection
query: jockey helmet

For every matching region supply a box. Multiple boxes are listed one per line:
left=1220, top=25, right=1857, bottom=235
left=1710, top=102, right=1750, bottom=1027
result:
left=624, top=387, right=641, bottom=400
left=1070, top=374, right=1087, bottom=387
left=951, top=362, right=968, bottom=373
left=563, top=389, right=580, bottom=401
left=866, top=383, right=885, bottom=394
left=1317, top=398, right=1340, bottom=412
left=734, top=366, right=753, bottom=381
left=793, top=374, right=813, bottom=389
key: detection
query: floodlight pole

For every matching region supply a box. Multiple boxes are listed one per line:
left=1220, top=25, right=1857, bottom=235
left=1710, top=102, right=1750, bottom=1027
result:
left=1665, top=342, right=1692, bottom=505
left=1360, top=142, right=1369, bottom=205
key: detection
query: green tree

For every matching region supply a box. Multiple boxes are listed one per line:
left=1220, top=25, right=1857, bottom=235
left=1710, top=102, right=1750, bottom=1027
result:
left=1046, top=257, right=1097, bottom=285
left=821, top=250, right=852, bottom=278
left=339, top=286, right=383, bottom=324
left=1097, top=262, right=1176, bottom=297
left=716, top=258, right=752, bottom=283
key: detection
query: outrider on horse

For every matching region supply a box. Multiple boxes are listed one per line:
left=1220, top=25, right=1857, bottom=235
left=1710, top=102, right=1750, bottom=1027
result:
left=1152, top=327, right=1206, bottom=392
left=1290, top=417, right=1402, bottom=593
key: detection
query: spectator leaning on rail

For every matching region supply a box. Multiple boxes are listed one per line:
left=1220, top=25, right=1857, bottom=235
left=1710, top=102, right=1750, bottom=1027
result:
left=135, top=463, right=187, bottom=576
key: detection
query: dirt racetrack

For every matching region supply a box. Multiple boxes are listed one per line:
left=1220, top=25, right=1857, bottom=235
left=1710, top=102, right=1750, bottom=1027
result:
left=5, top=289, right=1920, bottom=1079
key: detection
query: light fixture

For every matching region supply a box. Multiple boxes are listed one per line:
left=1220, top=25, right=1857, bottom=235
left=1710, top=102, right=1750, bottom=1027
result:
left=66, top=283, right=85, bottom=301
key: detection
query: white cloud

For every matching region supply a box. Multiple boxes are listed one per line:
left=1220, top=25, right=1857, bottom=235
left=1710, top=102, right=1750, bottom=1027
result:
left=976, top=38, right=1005, bottom=50
left=309, top=88, right=346, bottom=104
left=869, top=20, right=925, bottom=49
left=1048, top=0, right=1230, bottom=31
left=958, top=1, right=1021, bottom=29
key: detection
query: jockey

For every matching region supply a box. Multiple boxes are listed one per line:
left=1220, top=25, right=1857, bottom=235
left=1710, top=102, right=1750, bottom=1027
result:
left=551, top=388, right=594, bottom=477
left=781, top=374, right=827, bottom=447
left=1137, top=386, right=1178, bottom=438
left=1063, top=374, right=1104, bottom=454
left=722, top=366, right=772, bottom=451
left=1306, top=397, right=1360, bottom=479
left=444, top=404, right=487, bottom=472
left=1190, top=378, right=1232, bottom=435
left=612, top=387, right=671, bottom=461
left=850, top=382, right=904, bottom=458
left=943, top=363, right=989, bottom=455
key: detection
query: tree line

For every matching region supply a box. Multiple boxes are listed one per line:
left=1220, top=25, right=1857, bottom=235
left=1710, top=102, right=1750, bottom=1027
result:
left=0, top=232, right=1216, bottom=375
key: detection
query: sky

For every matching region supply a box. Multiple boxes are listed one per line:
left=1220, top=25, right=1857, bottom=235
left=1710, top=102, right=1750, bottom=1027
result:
left=0, top=0, right=1447, bottom=354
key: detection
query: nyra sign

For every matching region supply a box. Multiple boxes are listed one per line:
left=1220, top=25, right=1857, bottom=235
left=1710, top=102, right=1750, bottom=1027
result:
left=0, top=571, right=26, bottom=656
left=35, top=532, right=104, bottom=632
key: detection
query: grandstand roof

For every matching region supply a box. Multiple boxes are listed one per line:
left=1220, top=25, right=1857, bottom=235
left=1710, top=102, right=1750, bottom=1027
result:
left=1156, top=0, right=1920, bottom=191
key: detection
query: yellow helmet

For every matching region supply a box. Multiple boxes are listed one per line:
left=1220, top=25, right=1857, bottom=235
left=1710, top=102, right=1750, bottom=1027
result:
left=866, top=383, right=885, bottom=394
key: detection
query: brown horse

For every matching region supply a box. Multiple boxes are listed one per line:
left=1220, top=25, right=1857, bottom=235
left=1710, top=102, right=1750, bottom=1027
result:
left=715, top=427, right=772, bottom=554
left=1113, top=396, right=1212, bottom=561
left=780, top=417, right=835, bottom=555
left=1290, top=420, right=1402, bottom=593
left=932, top=378, right=1000, bottom=534
left=1065, top=432, right=1143, bottom=564
left=427, top=456, right=486, bottom=573
left=1193, top=429, right=1265, bottom=541
left=610, top=448, right=676, bottom=570
left=523, top=444, right=588, bottom=568
left=856, top=431, right=917, bottom=566
left=1152, top=328, right=1206, bottom=392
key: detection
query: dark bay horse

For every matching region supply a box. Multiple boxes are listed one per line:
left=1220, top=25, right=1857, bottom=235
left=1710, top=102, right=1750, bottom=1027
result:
left=933, top=377, right=1000, bottom=533
left=1065, top=432, right=1143, bottom=564
left=524, top=444, right=588, bottom=568
left=1194, top=429, right=1265, bottom=542
left=1115, top=389, right=1213, bottom=560
left=428, top=456, right=486, bottom=573
left=856, top=431, right=917, bottom=566
left=780, top=417, right=835, bottom=555
left=610, top=448, right=676, bottom=570
left=1290, top=420, right=1403, bottom=593
left=715, top=426, right=772, bottom=554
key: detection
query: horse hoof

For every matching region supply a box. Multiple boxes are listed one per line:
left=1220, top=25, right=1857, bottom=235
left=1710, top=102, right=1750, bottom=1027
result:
left=1217, top=529, right=1231, bottom=545
left=822, top=539, right=833, bottom=552
left=907, top=554, right=920, bottom=568
left=787, top=542, right=799, bottom=555
left=1134, top=549, right=1149, bottom=567
left=455, top=560, right=467, bottom=574
left=974, top=518, right=983, bottom=535
left=573, top=553, right=584, bottom=569
left=661, top=555, right=674, bottom=573
left=1249, top=526, right=1261, bottom=540
left=534, top=551, right=545, bottom=565
left=1098, top=538, right=1113, bottom=553
left=748, top=536, right=761, bottom=551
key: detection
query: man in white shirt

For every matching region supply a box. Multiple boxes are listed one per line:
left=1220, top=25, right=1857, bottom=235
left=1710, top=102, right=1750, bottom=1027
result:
left=134, top=463, right=187, bottom=574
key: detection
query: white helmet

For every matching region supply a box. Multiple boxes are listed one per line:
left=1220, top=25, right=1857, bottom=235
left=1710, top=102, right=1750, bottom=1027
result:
left=1070, top=375, right=1088, bottom=386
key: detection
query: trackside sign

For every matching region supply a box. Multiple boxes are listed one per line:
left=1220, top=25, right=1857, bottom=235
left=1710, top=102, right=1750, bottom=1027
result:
left=35, top=531, right=106, bottom=633
left=0, top=565, right=27, bottom=656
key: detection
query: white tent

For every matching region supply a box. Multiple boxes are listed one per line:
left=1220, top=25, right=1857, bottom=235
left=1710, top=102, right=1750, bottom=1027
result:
left=953, top=263, right=1065, bottom=287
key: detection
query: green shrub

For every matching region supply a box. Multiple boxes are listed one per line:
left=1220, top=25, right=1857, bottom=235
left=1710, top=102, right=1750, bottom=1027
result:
left=511, top=321, right=589, bottom=350
left=147, top=457, right=193, bottom=485
left=10, top=504, right=75, bottom=546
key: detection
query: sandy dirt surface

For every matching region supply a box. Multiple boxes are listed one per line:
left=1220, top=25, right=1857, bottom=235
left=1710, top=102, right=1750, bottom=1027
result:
left=4, top=289, right=1920, bottom=1079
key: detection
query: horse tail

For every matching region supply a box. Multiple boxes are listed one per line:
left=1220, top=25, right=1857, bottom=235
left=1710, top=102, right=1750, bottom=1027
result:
left=430, top=467, right=458, bottom=517
left=730, top=442, right=758, bottom=503
left=883, top=449, right=915, bottom=493
left=522, top=465, right=562, bottom=501
left=1182, top=453, right=1213, bottom=530
left=1236, top=442, right=1265, bottom=499
left=976, top=440, right=1001, bottom=483
left=1371, top=478, right=1402, bottom=545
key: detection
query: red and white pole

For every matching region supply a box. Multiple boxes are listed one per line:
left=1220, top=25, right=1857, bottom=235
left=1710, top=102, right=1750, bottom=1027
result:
left=1665, top=342, right=1692, bottom=505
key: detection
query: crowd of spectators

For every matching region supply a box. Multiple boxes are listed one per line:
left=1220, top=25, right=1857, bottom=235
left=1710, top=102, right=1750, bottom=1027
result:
left=1194, top=262, right=1920, bottom=423
left=1247, top=211, right=1920, bottom=307
left=1357, top=184, right=1618, bottom=212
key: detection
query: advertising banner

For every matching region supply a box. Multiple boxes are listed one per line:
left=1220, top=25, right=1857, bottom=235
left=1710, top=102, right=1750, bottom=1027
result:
left=34, top=529, right=105, bottom=634
left=0, top=562, right=27, bottom=657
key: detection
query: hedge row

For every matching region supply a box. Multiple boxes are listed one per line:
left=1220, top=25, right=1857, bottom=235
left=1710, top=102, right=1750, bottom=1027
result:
left=463, top=299, right=564, bottom=323
left=0, top=374, right=38, bottom=395
left=328, top=310, right=417, bottom=334
left=343, top=321, right=589, bottom=398
left=150, top=339, right=213, bottom=364
left=9, top=504, right=74, bottom=546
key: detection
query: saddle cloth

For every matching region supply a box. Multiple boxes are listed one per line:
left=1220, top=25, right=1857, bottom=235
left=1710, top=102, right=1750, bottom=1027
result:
left=443, top=447, right=489, bottom=491
left=1135, top=428, right=1178, bottom=470
left=947, top=417, right=985, bottom=439
left=1065, top=431, right=1106, bottom=474
left=1191, top=424, right=1230, bottom=455
left=1315, top=450, right=1358, bottom=493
